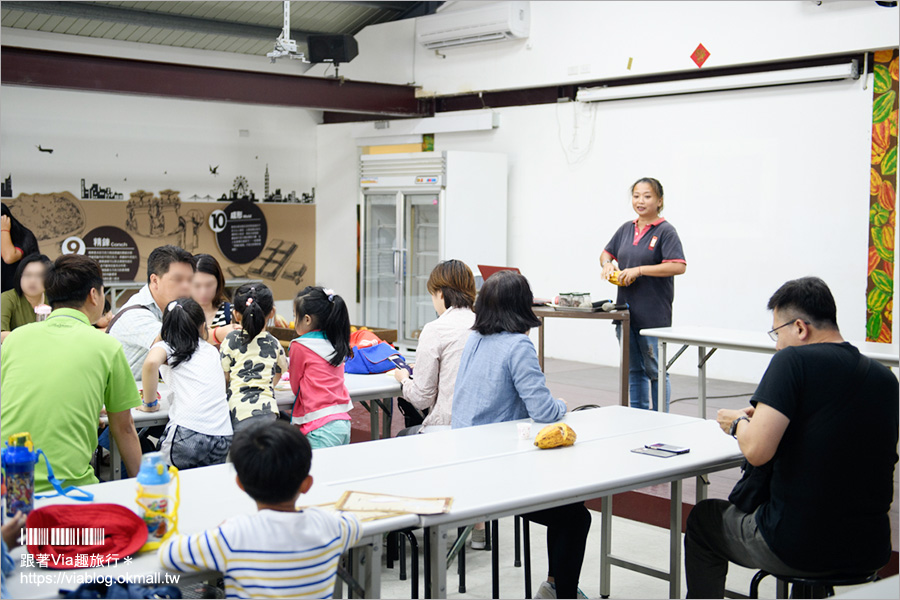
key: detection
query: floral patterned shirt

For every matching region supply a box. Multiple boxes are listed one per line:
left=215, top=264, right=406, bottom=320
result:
left=220, top=330, right=288, bottom=425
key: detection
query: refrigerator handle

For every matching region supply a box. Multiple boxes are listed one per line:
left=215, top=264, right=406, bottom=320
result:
left=392, top=247, right=401, bottom=279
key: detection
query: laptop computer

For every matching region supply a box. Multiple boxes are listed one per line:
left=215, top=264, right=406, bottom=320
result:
left=477, top=265, right=521, bottom=281
left=477, top=265, right=550, bottom=305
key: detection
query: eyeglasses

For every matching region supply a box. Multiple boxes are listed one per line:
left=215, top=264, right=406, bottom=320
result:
left=767, top=319, right=809, bottom=342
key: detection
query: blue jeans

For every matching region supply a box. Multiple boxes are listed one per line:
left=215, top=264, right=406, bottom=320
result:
left=616, top=322, right=671, bottom=411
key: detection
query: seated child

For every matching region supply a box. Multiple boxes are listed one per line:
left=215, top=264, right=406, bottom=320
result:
left=289, top=287, right=354, bottom=449
left=159, top=420, right=362, bottom=599
left=220, top=284, right=288, bottom=431
left=139, top=298, right=233, bottom=469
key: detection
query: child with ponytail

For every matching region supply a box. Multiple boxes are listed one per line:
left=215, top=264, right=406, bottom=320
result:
left=139, top=297, right=233, bottom=470
left=289, top=287, right=354, bottom=449
left=220, top=284, right=288, bottom=431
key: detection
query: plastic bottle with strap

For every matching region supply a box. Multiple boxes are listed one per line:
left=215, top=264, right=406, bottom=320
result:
left=1, top=432, right=93, bottom=519
left=135, top=452, right=180, bottom=552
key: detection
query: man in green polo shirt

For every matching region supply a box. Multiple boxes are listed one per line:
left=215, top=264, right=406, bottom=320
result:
left=1, top=254, right=142, bottom=491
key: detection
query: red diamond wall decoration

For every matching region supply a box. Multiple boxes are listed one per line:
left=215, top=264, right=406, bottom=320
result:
left=691, top=43, right=710, bottom=68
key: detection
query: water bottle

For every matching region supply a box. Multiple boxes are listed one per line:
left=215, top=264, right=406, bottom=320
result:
left=135, top=452, right=180, bottom=551
left=2, top=432, right=37, bottom=518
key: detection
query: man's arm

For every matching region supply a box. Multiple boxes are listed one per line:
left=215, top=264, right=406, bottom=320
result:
left=717, top=403, right=790, bottom=466
left=107, top=409, right=142, bottom=477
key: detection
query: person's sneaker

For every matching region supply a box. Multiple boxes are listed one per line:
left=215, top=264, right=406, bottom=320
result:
left=470, top=527, right=486, bottom=550
left=533, top=581, right=589, bottom=599
left=534, top=581, right=556, bottom=599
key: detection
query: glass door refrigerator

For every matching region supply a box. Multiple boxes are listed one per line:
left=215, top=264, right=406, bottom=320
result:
left=360, top=151, right=507, bottom=352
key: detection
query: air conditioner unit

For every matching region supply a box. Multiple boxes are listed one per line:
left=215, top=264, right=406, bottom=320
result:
left=417, top=1, right=530, bottom=50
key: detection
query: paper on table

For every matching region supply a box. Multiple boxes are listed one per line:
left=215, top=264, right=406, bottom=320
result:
left=298, top=502, right=405, bottom=522
left=335, top=491, right=453, bottom=515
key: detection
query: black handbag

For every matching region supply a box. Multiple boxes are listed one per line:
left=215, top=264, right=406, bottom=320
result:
left=728, top=459, right=773, bottom=514
left=728, top=352, right=871, bottom=514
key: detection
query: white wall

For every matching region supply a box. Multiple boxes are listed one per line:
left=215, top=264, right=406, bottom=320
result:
left=308, top=1, right=899, bottom=96
left=318, top=72, right=899, bottom=383
left=0, top=85, right=319, bottom=208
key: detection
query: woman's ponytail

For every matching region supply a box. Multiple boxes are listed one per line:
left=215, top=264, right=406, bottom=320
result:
left=160, top=297, right=205, bottom=368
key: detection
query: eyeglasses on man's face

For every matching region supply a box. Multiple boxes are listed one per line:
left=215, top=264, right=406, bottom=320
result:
left=767, top=319, right=809, bottom=342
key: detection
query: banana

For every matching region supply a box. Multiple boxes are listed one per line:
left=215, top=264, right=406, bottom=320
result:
left=534, top=423, right=577, bottom=449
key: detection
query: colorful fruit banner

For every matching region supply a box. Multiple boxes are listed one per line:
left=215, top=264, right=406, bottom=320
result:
left=867, top=49, right=898, bottom=343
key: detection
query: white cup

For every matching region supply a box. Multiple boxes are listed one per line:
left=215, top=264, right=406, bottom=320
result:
left=517, top=422, right=532, bottom=440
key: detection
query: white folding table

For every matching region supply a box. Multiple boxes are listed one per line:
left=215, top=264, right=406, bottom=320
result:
left=308, top=407, right=742, bottom=599
left=641, top=325, right=899, bottom=419
left=6, top=460, right=418, bottom=600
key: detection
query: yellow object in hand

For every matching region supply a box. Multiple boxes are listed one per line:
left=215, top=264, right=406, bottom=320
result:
left=608, top=270, right=625, bottom=286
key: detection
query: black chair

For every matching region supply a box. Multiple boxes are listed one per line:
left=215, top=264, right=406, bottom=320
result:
left=749, top=570, right=879, bottom=599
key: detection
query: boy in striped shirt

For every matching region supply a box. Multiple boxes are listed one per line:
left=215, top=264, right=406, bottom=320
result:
left=159, top=420, right=361, bottom=599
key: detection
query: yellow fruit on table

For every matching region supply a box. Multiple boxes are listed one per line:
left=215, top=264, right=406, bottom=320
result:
left=534, top=423, right=577, bottom=449
left=289, top=321, right=295, bottom=329
left=351, top=326, right=357, bottom=332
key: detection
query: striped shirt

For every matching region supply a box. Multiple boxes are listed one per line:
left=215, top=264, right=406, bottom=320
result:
left=210, top=302, right=232, bottom=328
left=159, top=508, right=362, bottom=599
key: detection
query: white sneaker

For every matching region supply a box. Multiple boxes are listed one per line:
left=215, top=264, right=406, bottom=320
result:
left=533, top=581, right=589, bottom=599
left=534, top=581, right=556, bottom=599
left=470, top=527, right=486, bottom=550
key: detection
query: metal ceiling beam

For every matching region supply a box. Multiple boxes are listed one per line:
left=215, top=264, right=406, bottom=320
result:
left=344, top=1, right=416, bottom=12
left=1, top=1, right=314, bottom=42
left=0, top=47, right=430, bottom=117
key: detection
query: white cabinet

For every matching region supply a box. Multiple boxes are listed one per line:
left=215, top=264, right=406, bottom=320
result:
left=360, top=151, right=507, bottom=351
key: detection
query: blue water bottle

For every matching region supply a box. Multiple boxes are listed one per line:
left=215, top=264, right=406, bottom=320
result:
left=1, top=432, right=37, bottom=518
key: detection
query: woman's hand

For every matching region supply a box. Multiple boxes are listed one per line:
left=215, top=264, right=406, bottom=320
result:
left=0, top=215, right=10, bottom=232
left=601, top=261, right=616, bottom=281
left=136, top=401, right=160, bottom=413
left=393, top=368, right=410, bottom=384
left=617, top=267, right=643, bottom=286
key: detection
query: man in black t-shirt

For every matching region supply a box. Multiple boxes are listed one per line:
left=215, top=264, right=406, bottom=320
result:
left=684, top=277, right=898, bottom=599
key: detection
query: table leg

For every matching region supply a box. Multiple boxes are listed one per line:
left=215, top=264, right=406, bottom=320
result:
left=428, top=526, right=448, bottom=599
left=111, top=435, right=122, bottom=481
left=538, top=317, right=545, bottom=372
left=669, top=480, right=683, bottom=599
left=698, top=346, right=707, bottom=419
left=363, top=537, right=382, bottom=599
left=658, top=339, right=668, bottom=413
left=600, top=495, right=612, bottom=598
left=491, top=519, right=500, bottom=599
left=379, top=398, right=392, bottom=440
left=363, top=401, right=379, bottom=441
left=620, top=316, right=630, bottom=407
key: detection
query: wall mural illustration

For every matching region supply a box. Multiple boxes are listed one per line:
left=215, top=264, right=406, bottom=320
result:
left=867, top=48, right=898, bottom=343
left=124, top=189, right=204, bottom=252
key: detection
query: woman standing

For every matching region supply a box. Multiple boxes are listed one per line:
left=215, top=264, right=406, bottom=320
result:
left=0, top=254, right=51, bottom=342
left=1, top=205, right=39, bottom=294
left=191, top=254, right=235, bottom=348
left=600, top=177, right=686, bottom=411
